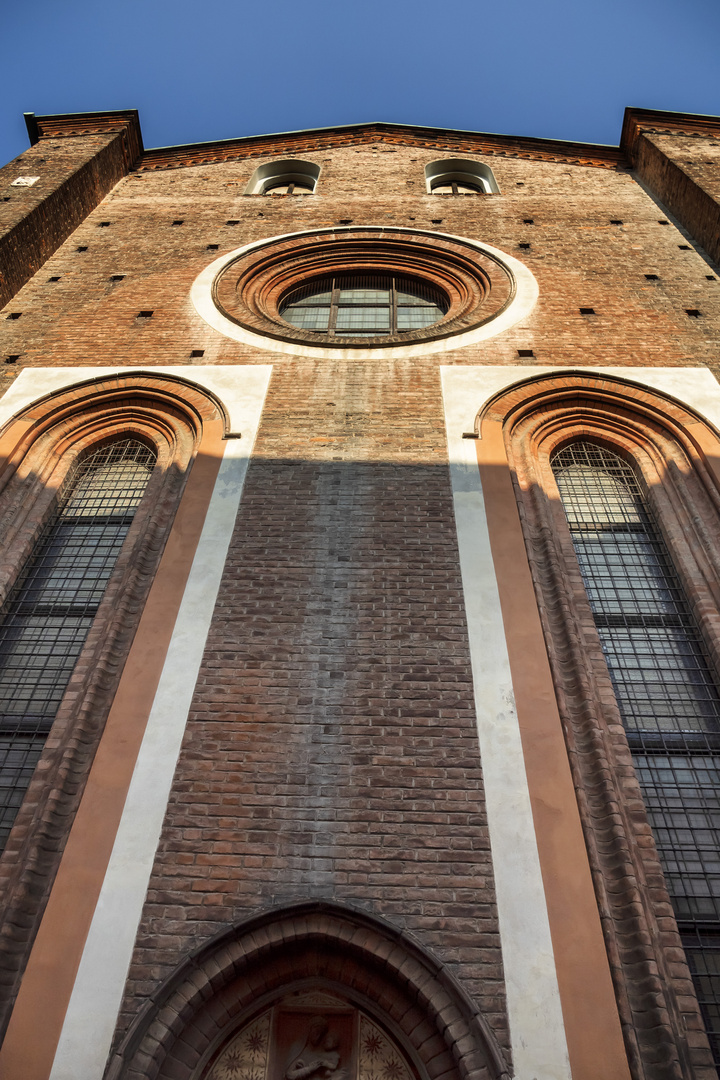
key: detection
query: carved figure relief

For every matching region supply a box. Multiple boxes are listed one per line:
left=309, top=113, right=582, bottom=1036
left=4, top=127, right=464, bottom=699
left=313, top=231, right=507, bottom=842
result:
left=203, top=991, right=415, bottom=1080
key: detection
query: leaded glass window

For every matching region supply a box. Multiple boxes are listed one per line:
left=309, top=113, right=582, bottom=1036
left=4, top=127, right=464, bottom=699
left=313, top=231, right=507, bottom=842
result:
left=279, top=275, right=448, bottom=337
left=551, top=441, right=720, bottom=1069
left=0, top=439, right=156, bottom=851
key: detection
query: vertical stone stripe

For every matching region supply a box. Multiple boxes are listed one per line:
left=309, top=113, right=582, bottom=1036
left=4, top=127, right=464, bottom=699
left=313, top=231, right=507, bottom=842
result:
left=440, top=367, right=572, bottom=1080
left=47, top=367, right=271, bottom=1080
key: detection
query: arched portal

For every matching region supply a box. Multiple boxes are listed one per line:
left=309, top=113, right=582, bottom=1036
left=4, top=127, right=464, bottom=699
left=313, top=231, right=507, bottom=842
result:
left=107, top=902, right=509, bottom=1080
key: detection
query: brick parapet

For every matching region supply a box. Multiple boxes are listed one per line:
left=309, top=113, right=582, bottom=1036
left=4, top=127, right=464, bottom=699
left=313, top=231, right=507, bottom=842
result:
left=619, top=108, right=720, bottom=266
left=0, top=113, right=142, bottom=309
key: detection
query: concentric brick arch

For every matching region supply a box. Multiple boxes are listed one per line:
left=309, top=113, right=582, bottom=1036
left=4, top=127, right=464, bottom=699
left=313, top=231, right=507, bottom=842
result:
left=0, top=370, right=231, bottom=475
left=107, top=902, right=510, bottom=1080
left=477, top=369, right=720, bottom=464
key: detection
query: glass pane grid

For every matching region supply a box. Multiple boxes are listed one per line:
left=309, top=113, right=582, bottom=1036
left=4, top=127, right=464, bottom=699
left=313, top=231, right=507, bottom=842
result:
left=683, top=928, right=720, bottom=1065
left=279, top=274, right=448, bottom=336
left=0, top=439, right=155, bottom=849
left=552, top=441, right=720, bottom=1071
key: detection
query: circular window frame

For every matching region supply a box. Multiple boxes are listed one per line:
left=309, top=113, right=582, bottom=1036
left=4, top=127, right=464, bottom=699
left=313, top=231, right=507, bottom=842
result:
left=191, top=226, right=539, bottom=360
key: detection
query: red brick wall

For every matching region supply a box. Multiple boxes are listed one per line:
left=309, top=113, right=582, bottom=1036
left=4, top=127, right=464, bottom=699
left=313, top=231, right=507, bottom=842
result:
left=1, top=127, right=720, bottom=1074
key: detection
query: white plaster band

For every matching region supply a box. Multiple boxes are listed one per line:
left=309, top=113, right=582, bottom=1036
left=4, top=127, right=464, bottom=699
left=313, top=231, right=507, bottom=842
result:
left=0, top=365, right=253, bottom=436
left=48, top=366, right=271, bottom=1080
left=444, top=364, right=720, bottom=439
left=190, top=226, right=539, bottom=360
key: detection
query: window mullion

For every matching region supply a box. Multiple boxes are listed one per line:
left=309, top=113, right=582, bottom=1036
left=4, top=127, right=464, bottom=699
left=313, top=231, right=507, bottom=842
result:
left=328, top=277, right=339, bottom=336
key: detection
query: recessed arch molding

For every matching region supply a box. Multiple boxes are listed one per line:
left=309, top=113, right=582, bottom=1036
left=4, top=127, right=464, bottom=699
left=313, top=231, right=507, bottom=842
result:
left=107, top=901, right=510, bottom=1080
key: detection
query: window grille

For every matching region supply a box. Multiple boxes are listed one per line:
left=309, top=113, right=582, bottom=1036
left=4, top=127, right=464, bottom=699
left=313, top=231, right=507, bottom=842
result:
left=0, top=439, right=155, bottom=851
left=551, top=441, right=720, bottom=1071
left=279, top=274, right=448, bottom=337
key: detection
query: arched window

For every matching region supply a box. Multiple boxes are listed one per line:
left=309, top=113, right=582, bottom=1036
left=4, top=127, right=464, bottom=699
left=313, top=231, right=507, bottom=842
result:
left=424, top=158, right=499, bottom=194
left=244, top=159, right=320, bottom=195
left=551, top=440, right=720, bottom=1066
left=0, top=438, right=155, bottom=850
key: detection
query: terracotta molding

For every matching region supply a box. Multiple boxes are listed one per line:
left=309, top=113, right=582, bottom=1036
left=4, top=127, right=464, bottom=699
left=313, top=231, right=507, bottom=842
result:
left=621, top=107, right=720, bottom=165
left=26, top=110, right=143, bottom=163
left=136, top=123, right=623, bottom=172
left=474, top=421, right=632, bottom=1080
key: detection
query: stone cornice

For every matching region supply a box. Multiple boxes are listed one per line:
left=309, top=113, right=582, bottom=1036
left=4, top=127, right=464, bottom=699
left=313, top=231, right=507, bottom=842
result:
left=621, top=106, right=720, bottom=164
left=135, top=120, right=624, bottom=171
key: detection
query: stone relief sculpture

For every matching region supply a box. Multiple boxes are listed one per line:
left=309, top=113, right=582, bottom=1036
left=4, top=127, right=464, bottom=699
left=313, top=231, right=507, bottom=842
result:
left=284, top=1017, right=347, bottom=1080
left=203, top=996, right=415, bottom=1080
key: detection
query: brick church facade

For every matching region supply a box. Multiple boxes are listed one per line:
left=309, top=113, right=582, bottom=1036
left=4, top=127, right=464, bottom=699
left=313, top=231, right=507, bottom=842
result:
left=0, top=106, right=719, bottom=1080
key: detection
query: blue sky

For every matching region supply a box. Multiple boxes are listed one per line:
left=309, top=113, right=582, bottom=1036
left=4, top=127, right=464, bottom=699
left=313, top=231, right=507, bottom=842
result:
left=2, top=0, right=719, bottom=167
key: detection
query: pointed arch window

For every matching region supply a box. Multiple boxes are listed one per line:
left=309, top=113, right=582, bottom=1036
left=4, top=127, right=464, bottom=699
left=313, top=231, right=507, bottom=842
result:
left=0, top=438, right=156, bottom=850
left=551, top=440, right=720, bottom=1067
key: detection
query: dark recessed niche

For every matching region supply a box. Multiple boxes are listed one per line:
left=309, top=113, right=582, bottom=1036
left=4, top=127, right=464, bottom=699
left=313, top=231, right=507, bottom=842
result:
left=610, top=219, right=623, bottom=225
left=76, top=246, right=88, bottom=252
left=110, top=274, right=125, bottom=282
left=5, top=356, right=20, bottom=364
left=523, top=218, right=534, bottom=224
left=207, top=244, right=219, bottom=250
left=518, top=349, right=534, bottom=357
left=686, top=309, right=702, bottom=317
left=658, top=220, right=669, bottom=225
left=431, top=219, right=442, bottom=224
left=98, top=221, right=111, bottom=228
left=190, top=349, right=205, bottom=358
left=580, top=307, right=595, bottom=315
left=172, top=220, right=184, bottom=226
left=48, top=276, right=61, bottom=283
left=518, top=242, right=531, bottom=250
left=679, top=245, right=691, bottom=250
left=226, top=220, right=240, bottom=226
left=645, top=274, right=659, bottom=280
left=6, top=312, right=21, bottom=320
left=707, top=275, right=716, bottom=281
left=137, top=310, right=153, bottom=319
left=338, top=219, right=353, bottom=225
left=516, top=182, right=525, bottom=186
